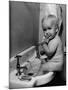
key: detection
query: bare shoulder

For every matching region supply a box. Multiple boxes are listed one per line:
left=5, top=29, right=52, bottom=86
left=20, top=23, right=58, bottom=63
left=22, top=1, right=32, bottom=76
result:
left=48, top=35, right=62, bottom=49
left=49, top=35, right=61, bottom=45
left=55, top=35, right=62, bottom=46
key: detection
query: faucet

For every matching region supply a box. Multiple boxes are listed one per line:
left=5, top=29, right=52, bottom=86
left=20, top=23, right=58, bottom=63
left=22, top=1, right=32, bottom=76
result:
left=15, top=55, right=28, bottom=76
left=15, top=55, right=22, bottom=76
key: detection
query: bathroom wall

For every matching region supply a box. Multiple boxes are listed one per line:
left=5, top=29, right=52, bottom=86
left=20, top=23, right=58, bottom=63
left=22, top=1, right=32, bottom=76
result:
left=10, top=1, right=40, bottom=58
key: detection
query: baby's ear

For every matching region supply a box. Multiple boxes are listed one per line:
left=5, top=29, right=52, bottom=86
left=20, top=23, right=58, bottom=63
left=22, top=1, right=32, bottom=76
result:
left=56, top=28, right=59, bottom=33
left=59, top=19, right=62, bottom=30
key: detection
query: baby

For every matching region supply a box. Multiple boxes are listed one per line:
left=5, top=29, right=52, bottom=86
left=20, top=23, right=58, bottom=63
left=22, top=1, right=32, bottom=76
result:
left=38, top=4, right=63, bottom=73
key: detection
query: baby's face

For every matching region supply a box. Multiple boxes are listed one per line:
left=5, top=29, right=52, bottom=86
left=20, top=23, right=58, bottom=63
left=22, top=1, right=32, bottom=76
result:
left=42, top=17, right=58, bottom=40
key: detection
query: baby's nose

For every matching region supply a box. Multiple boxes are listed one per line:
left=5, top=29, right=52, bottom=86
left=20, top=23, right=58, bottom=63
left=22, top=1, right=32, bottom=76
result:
left=45, top=30, right=49, bottom=33
left=46, top=33, right=49, bottom=35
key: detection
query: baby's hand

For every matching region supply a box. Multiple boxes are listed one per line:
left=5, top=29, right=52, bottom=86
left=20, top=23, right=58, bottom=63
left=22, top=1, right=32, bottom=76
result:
left=41, top=36, right=49, bottom=44
left=36, top=37, right=49, bottom=46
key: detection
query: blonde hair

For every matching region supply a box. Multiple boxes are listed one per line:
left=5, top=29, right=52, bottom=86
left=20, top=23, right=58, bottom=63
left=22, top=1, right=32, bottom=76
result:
left=41, top=4, right=63, bottom=32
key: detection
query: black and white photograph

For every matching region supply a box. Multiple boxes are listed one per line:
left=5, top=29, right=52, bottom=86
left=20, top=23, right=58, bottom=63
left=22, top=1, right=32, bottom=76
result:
left=9, top=1, right=66, bottom=89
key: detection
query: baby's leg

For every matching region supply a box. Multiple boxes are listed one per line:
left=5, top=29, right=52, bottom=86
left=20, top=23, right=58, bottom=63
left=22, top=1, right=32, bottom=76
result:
left=36, top=62, right=49, bottom=76
left=35, top=64, right=44, bottom=76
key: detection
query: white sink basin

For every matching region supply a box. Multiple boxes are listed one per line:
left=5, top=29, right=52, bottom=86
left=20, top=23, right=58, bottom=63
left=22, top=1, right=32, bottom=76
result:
left=9, top=70, right=54, bottom=88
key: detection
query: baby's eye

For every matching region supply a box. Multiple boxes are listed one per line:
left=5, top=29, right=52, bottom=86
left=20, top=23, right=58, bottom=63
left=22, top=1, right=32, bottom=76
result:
left=43, top=28, right=46, bottom=31
left=48, top=27, right=51, bottom=30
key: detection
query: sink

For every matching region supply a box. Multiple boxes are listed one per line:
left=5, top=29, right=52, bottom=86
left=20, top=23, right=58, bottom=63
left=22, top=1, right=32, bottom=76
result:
left=9, top=70, right=54, bottom=88
left=9, top=46, right=54, bottom=88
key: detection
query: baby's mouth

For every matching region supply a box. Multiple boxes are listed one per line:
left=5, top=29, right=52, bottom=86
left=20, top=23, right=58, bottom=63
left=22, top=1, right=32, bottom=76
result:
left=45, top=34, right=51, bottom=39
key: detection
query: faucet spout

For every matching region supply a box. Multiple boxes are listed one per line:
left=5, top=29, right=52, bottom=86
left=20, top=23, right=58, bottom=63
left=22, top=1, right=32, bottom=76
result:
left=15, top=55, right=22, bottom=76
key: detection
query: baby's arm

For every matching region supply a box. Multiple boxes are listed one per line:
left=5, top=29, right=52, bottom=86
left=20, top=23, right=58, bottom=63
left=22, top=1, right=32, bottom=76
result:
left=42, top=38, right=58, bottom=58
left=40, top=37, right=63, bottom=71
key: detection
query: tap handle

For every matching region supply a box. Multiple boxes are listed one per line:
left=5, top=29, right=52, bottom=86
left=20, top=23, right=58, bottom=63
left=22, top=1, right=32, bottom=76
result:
left=15, top=55, right=22, bottom=63
left=15, top=55, right=22, bottom=58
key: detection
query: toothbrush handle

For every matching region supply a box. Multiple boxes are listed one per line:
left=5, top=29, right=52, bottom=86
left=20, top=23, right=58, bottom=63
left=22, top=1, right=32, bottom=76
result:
left=36, top=44, right=40, bottom=58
